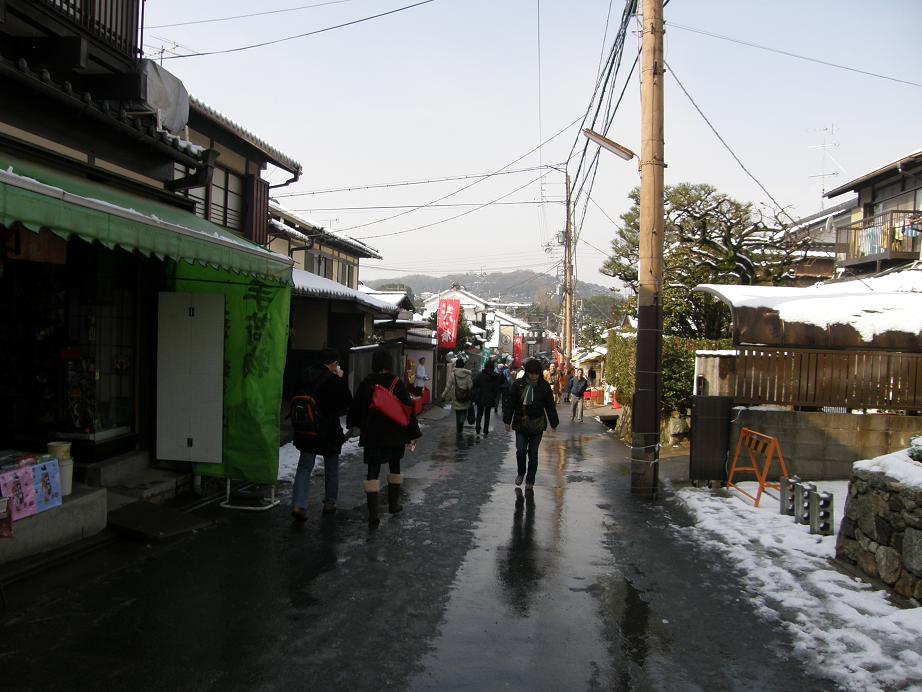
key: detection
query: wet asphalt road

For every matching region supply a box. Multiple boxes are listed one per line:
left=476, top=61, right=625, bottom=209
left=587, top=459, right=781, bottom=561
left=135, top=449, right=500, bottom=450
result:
left=0, top=406, right=835, bottom=691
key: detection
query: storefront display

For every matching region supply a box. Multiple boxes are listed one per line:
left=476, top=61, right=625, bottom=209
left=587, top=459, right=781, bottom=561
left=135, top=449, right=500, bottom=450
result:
left=0, top=454, right=62, bottom=521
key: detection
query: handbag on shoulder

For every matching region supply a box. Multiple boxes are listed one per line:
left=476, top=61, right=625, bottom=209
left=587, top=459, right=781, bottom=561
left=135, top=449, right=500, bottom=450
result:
left=370, top=377, right=412, bottom=426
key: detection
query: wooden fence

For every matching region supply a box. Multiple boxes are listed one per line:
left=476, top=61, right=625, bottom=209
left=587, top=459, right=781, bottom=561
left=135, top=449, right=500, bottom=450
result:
left=733, top=347, right=922, bottom=410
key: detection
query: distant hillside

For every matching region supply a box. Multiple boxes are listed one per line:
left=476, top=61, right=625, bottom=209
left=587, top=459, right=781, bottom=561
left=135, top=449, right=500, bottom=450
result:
left=366, top=270, right=611, bottom=304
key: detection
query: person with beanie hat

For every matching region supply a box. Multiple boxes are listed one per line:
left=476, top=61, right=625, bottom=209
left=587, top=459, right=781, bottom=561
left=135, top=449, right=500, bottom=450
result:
left=347, top=350, right=422, bottom=528
left=290, top=348, right=351, bottom=520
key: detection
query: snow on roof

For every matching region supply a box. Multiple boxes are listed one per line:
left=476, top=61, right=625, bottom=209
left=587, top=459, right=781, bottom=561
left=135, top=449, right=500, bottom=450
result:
left=268, top=201, right=381, bottom=259
left=357, top=285, right=410, bottom=306
left=853, top=448, right=922, bottom=490
left=696, top=268, right=922, bottom=342
left=269, top=218, right=310, bottom=244
left=190, top=97, right=301, bottom=174
left=491, top=309, right=531, bottom=330
left=468, top=324, right=486, bottom=335
left=292, top=268, right=397, bottom=313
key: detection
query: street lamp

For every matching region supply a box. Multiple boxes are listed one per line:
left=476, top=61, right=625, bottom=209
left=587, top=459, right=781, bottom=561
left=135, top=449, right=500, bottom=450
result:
left=583, top=128, right=636, bottom=161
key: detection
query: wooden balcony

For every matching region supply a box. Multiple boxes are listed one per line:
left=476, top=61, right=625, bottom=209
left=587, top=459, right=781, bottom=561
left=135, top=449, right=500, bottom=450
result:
left=39, top=0, right=141, bottom=58
left=841, top=209, right=922, bottom=269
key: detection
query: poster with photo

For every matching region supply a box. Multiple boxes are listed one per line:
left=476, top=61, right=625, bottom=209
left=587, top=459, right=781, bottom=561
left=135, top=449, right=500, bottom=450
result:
left=0, top=467, right=37, bottom=520
left=32, top=459, right=62, bottom=513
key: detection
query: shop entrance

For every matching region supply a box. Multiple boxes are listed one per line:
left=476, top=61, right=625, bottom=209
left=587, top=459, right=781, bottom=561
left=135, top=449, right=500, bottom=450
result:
left=0, top=233, right=140, bottom=461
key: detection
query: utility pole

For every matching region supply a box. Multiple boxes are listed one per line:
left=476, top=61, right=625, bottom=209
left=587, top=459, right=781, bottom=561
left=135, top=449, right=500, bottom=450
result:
left=631, top=0, right=665, bottom=497
left=563, top=173, right=574, bottom=362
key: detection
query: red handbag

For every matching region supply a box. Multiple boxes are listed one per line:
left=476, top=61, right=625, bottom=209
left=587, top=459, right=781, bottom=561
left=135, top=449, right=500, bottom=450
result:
left=370, top=377, right=411, bottom=426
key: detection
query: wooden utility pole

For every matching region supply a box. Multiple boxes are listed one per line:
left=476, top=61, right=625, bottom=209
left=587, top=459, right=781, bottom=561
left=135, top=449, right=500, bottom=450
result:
left=631, top=0, right=665, bottom=497
left=563, top=173, right=574, bottom=361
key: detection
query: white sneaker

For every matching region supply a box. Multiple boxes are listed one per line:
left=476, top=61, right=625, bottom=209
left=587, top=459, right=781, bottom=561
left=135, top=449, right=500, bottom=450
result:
left=515, top=475, right=524, bottom=486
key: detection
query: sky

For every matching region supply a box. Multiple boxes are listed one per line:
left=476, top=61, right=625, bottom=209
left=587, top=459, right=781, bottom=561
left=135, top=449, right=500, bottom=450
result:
left=143, top=0, right=922, bottom=292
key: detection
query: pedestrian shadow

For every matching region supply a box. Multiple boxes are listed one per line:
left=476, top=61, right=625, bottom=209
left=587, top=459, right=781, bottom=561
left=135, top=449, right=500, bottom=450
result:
left=495, top=488, right=543, bottom=616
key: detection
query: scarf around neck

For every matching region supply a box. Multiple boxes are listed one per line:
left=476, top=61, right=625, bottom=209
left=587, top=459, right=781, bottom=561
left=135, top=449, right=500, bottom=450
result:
left=523, top=382, right=535, bottom=406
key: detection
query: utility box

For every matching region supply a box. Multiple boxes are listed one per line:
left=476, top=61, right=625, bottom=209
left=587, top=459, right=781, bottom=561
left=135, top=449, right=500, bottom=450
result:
left=689, top=396, right=733, bottom=482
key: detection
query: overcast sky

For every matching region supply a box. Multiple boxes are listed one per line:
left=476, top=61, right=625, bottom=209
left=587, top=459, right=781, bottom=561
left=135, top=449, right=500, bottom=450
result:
left=144, top=0, right=922, bottom=291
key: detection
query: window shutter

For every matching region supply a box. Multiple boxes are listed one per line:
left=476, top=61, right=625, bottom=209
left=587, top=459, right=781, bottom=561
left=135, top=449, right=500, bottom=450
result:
left=245, top=175, right=269, bottom=245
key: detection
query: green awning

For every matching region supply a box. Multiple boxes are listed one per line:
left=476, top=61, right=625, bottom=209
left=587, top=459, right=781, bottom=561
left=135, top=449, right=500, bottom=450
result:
left=0, top=152, right=293, bottom=281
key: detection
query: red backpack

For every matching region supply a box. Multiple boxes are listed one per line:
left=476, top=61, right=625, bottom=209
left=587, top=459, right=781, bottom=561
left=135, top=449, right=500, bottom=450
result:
left=289, top=393, right=322, bottom=438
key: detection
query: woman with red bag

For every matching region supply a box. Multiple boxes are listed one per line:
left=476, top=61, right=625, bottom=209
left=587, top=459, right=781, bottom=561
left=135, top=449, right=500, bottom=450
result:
left=348, top=350, right=422, bottom=528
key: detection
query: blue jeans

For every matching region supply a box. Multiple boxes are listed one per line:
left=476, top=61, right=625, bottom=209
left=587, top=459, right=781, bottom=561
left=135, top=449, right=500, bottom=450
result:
left=292, top=452, right=339, bottom=510
left=515, top=431, right=543, bottom=486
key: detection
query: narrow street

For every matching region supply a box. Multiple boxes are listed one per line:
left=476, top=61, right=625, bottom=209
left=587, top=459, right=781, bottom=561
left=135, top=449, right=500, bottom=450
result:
left=0, top=405, right=834, bottom=691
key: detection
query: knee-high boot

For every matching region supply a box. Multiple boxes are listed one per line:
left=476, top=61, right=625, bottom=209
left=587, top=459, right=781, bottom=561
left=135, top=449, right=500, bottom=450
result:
left=363, top=479, right=380, bottom=527
left=387, top=473, right=403, bottom=514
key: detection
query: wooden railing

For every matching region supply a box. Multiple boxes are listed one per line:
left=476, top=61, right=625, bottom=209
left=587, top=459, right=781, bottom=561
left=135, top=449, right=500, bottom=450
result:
left=41, top=0, right=141, bottom=57
left=843, top=209, right=922, bottom=261
left=733, top=347, right=922, bottom=410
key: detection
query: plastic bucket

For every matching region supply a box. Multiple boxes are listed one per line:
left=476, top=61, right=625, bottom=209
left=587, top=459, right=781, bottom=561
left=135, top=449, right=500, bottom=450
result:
left=59, top=457, right=74, bottom=496
left=47, top=441, right=72, bottom=461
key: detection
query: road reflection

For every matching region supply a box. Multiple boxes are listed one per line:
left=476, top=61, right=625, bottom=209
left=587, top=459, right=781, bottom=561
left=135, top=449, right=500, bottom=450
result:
left=496, top=487, right=542, bottom=616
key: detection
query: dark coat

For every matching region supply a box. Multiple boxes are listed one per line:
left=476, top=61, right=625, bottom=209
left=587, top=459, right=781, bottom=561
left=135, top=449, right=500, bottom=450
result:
left=503, top=377, right=560, bottom=432
left=292, top=366, right=352, bottom=455
left=472, top=369, right=501, bottom=408
left=347, top=372, right=422, bottom=461
left=567, top=376, right=589, bottom=398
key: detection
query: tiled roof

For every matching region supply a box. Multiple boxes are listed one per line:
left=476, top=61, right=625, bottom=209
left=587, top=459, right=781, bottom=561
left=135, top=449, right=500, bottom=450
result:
left=190, top=97, right=301, bottom=175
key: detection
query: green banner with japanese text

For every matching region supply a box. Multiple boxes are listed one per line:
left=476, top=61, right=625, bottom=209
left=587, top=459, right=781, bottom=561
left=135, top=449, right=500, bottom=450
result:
left=167, top=262, right=290, bottom=484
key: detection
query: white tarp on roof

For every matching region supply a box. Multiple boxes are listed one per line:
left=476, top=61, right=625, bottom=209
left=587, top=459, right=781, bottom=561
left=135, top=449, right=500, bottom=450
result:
left=696, top=268, right=922, bottom=342
left=292, top=268, right=396, bottom=313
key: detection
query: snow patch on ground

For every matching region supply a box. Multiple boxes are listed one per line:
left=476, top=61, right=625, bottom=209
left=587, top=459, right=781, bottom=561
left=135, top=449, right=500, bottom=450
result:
left=672, top=480, right=922, bottom=691
left=277, top=436, right=362, bottom=483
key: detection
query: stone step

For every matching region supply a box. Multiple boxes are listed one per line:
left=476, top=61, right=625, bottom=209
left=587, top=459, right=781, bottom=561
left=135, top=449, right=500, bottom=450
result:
left=106, top=469, right=190, bottom=505
left=77, top=449, right=150, bottom=488
left=0, top=485, right=107, bottom=565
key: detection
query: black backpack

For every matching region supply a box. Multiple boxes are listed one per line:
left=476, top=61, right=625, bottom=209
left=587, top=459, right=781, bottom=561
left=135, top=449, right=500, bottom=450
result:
left=289, top=393, right=322, bottom=438
left=289, top=370, right=329, bottom=438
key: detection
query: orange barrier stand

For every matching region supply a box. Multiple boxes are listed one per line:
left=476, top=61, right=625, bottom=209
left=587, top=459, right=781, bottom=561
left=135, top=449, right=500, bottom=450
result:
left=726, top=428, right=790, bottom=508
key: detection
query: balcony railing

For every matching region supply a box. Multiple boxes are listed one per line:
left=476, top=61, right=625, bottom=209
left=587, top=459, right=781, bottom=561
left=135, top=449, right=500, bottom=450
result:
left=41, top=0, right=141, bottom=58
left=843, top=209, right=922, bottom=262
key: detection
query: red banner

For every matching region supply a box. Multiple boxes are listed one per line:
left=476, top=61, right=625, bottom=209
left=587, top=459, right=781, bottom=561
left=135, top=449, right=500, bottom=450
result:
left=437, top=299, right=461, bottom=350
left=512, top=335, right=524, bottom=368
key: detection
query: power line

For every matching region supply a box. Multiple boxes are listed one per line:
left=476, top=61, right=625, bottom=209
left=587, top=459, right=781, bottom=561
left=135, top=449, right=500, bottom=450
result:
left=147, top=0, right=361, bottom=29
left=287, top=200, right=562, bottom=211
left=160, top=0, right=439, bottom=60
left=666, top=60, right=796, bottom=224
left=364, top=259, right=561, bottom=274
left=273, top=164, right=556, bottom=197
left=669, top=22, right=922, bottom=90
left=335, top=112, right=588, bottom=233
left=355, top=173, right=550, bottom=240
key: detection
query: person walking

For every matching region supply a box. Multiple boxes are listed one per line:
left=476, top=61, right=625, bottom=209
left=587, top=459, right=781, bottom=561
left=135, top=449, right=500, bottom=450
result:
left=566, top=368, right=589, bottom=422
left=348, top=350, right=421, bottom=528
left=562, top=366, right=574, bottom=403
left=414, top=356, right=430, bottom=396
left=442, top=355, right=474, bottom=435
left=495, top=359, right=512, bottom=414
left=545, top=362, right=560, bottom=404
left=290, top=348, right=352, bottom=520
left=503, top=358, right=559, bottom=495
left=472, top=359, right=501, bottom=436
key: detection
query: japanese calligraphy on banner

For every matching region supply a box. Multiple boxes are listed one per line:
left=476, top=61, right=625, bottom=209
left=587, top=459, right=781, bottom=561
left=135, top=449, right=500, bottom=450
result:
left=437, top=299, right=461, bottom=349
left=512, top=335, right=524, bottom=368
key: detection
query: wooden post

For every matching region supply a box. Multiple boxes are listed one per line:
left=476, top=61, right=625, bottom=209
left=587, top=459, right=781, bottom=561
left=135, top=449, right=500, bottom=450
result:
left=631, top=0, right=665, bottom=497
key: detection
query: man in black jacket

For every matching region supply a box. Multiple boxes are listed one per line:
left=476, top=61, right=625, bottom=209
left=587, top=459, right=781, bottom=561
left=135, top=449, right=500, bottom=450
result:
left=566, top=368, right=589, bottom=422
left=503, top=358, right=560, bottom=494
left=291, top=348, right=352, bottom=520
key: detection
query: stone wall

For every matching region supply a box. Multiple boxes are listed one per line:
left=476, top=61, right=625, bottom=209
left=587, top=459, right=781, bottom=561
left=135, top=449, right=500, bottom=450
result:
left=730, top=409, right=920, bottom=480
left=836, top=467, right=922, bottom=600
